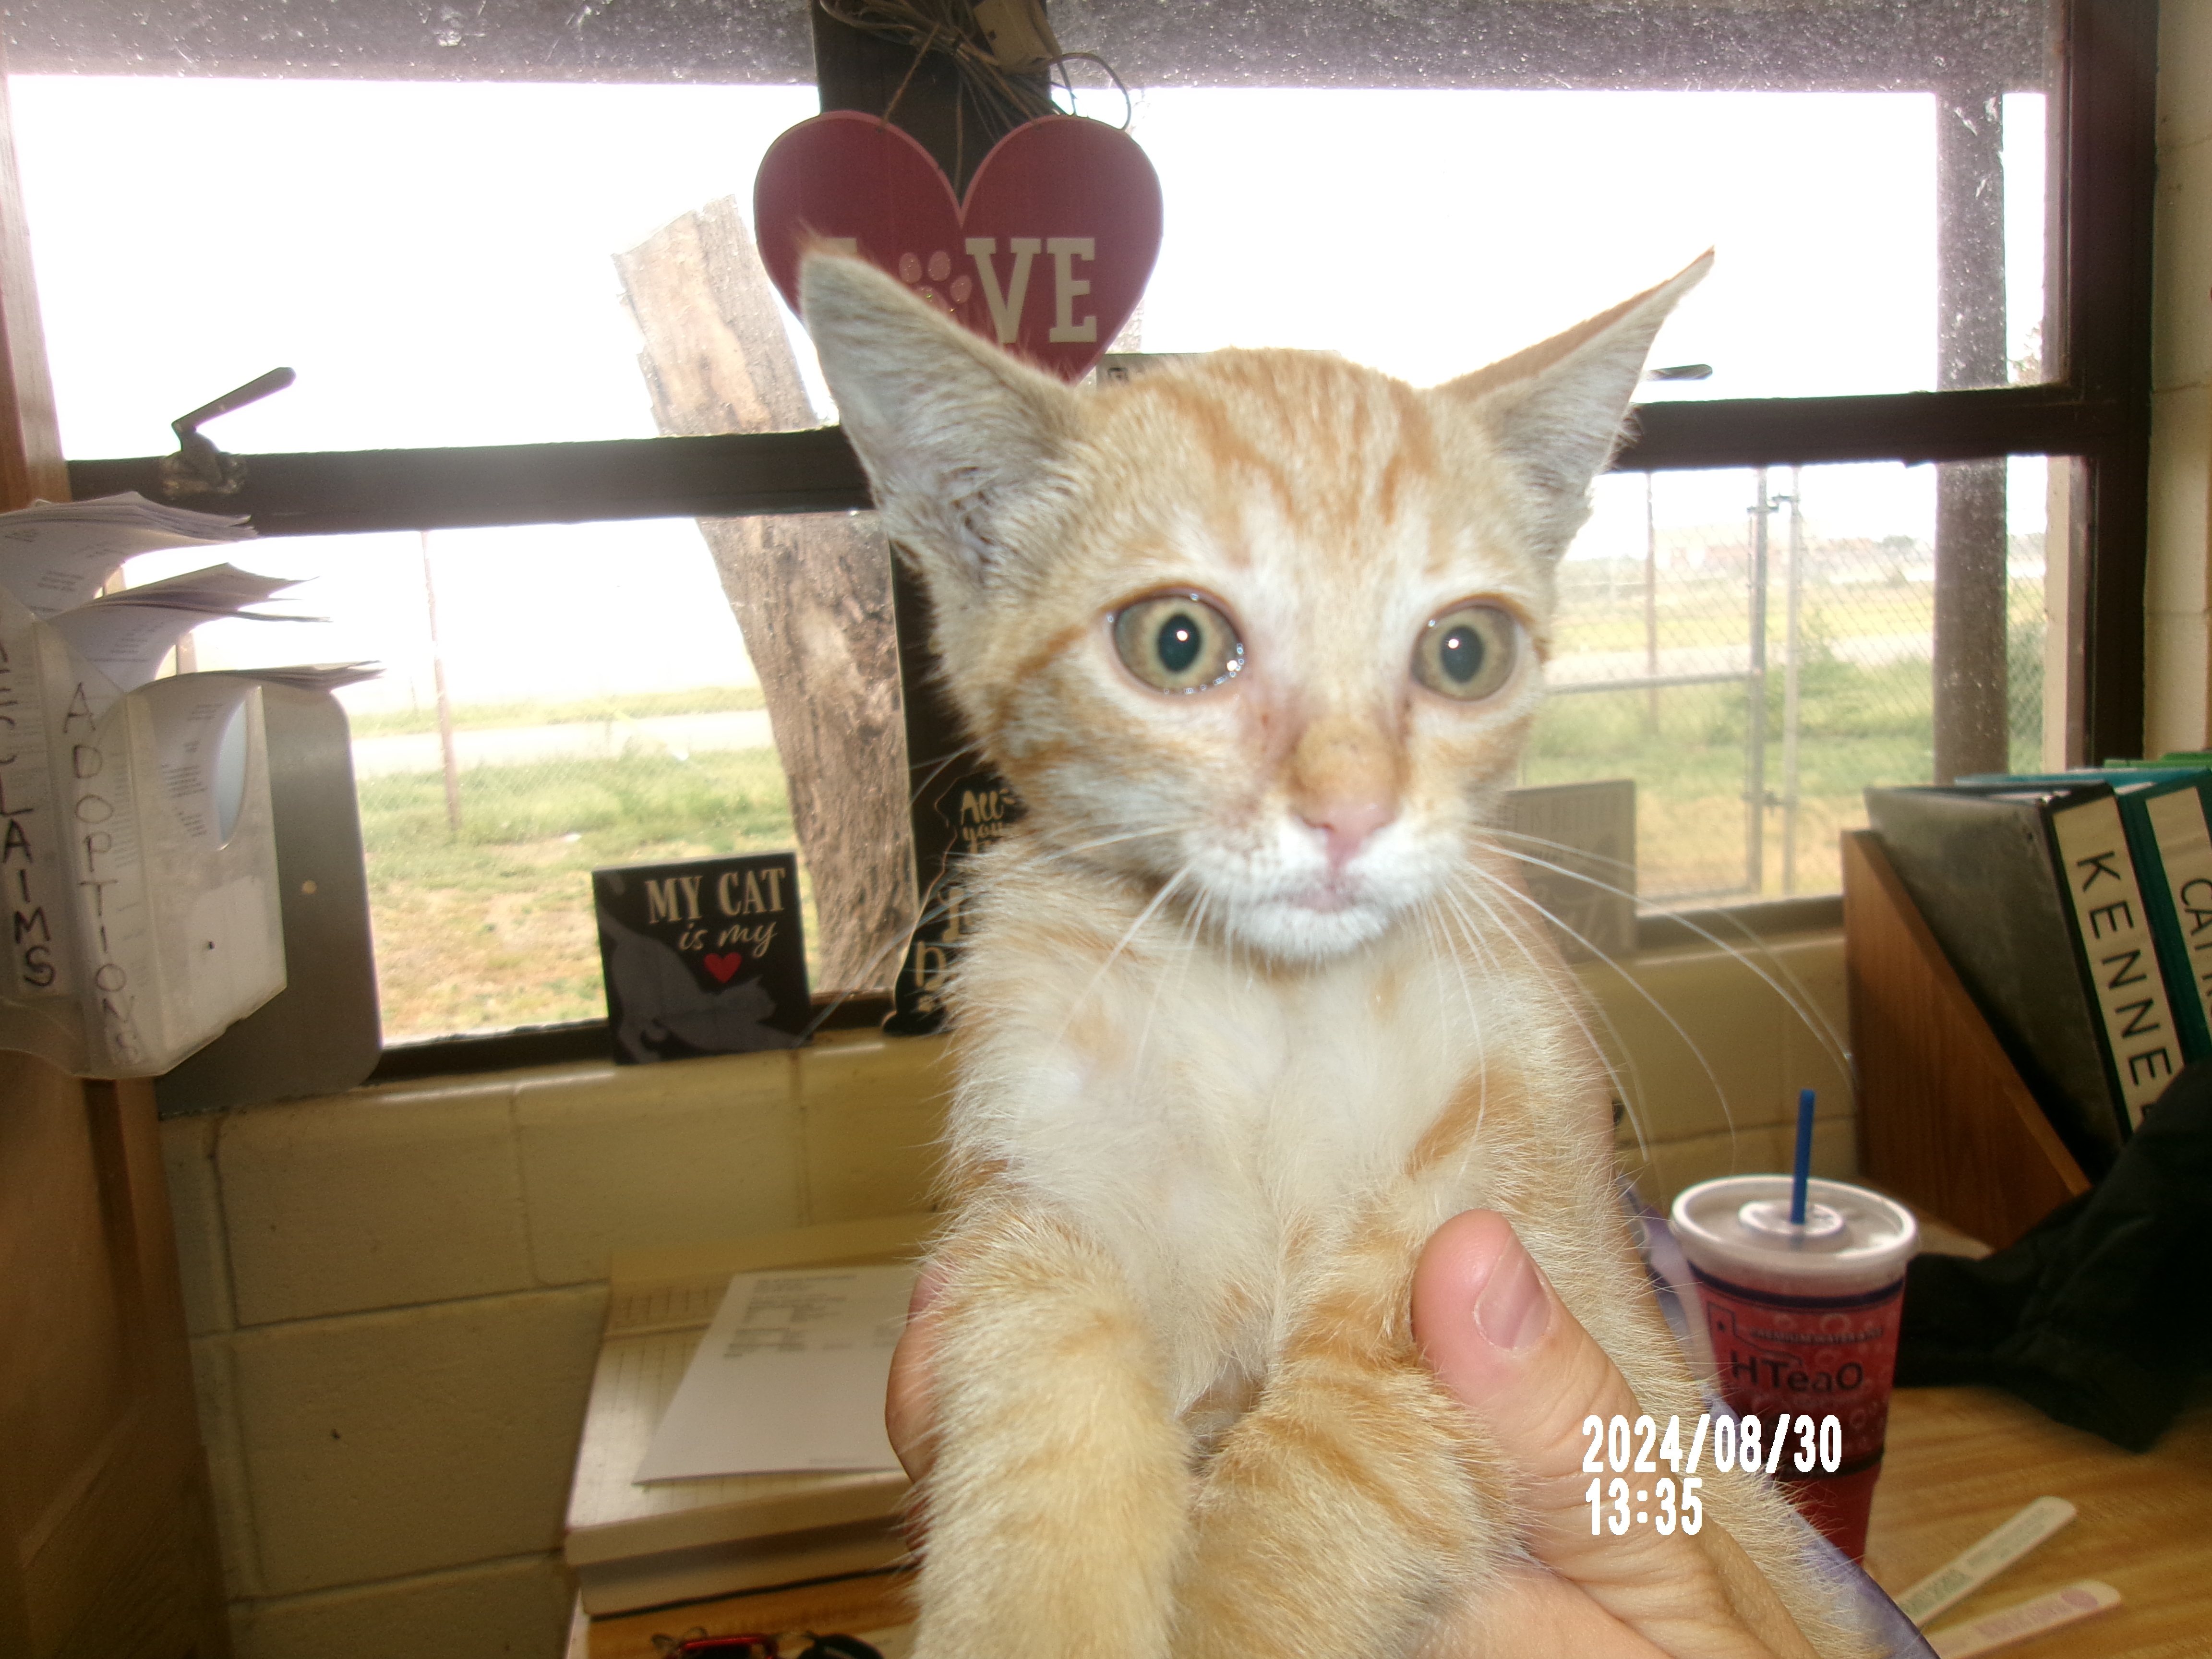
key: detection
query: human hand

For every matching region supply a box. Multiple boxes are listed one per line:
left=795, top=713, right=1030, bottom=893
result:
left=884, top=1262, right=943, bottom=1491
left=1411, top=1209, right=1817, bottom=1658
left=886, top=1213, right=1820, bottom=1658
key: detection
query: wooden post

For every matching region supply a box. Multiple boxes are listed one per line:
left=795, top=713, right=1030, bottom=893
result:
left=616, top=198, right=915, bottom=994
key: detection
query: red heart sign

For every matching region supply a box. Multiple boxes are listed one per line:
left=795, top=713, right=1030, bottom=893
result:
left=754, top=111, right=1163, bottom=382
left=703, top=952, right=745, bottom=983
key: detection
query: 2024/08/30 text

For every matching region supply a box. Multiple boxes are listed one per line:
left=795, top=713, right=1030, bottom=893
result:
left=1584, top=1412, right=1844, bottom=1535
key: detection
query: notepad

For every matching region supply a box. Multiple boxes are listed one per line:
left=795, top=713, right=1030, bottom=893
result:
left=635, top=1263, right=917, bottom=1482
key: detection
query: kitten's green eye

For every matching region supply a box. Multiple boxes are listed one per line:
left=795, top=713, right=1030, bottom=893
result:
left=1112, top=593, right=1244, bottom=694
left=1413, top=604, right=1517, bottom=701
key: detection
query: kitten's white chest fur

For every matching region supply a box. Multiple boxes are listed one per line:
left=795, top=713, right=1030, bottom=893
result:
left=952, top=872, right=1589, bottom=1421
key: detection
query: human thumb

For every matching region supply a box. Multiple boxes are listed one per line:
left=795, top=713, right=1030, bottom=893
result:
left=1412, top=1211, right=1816, bottom=1659
left=1413, top=1210, right=1664, bottom=1571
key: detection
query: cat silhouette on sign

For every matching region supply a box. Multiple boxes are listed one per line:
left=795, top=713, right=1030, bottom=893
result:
left=594, top=906, right=801, bottom=1064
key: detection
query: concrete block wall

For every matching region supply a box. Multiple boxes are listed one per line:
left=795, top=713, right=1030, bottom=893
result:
left=162, top=931, right=1850, bottom=1658
left=164, top=1031, right=953, bottom=1658
left=2147, top=0, right=2212, bottom=754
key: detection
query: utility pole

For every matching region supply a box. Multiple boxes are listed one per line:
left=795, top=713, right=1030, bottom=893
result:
left=1745, top=469, right=1771, bottom=896
left=1780, top=467, right=1804, bottom=894
left=1644, top=471, right=1660, bottom=736
left=419, top=529, right=464, bottom=836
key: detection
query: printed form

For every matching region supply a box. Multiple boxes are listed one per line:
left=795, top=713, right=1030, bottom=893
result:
left=635, top=1263, right=916, bottom=1481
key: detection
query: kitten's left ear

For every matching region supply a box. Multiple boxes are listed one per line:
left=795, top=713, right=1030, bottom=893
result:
left=1435, top=252, right=1711, bottom=562
left=801, top=252, right=1083, bottom=596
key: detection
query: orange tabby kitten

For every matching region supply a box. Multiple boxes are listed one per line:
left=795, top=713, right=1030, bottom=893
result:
left=801, top=250, right=1858, bottom=1658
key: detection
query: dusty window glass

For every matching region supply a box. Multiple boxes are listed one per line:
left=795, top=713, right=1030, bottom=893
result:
left=11, top=78, right=827, bottom=457
left=12, top=3, right=2056, bottom=457
left=14, top=81, right=911, bottom=1044
left=1527, top=457, right=2051, bottom=906
left=1092, top=85, right=2046, bottom=403
left=118, top=511, right=905, bottom=1045
left=4, top=0, right=2063, bottom=1036
left=116, top=522, right=781, bottom=1042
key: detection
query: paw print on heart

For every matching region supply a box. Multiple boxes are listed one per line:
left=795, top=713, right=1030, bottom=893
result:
left=898, top=249, right=972, bottom=312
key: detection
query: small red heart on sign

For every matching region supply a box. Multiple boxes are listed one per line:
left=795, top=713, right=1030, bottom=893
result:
left=754, top=111, right=1163, bottom=382
left=703, top=952, right=745, bottom=983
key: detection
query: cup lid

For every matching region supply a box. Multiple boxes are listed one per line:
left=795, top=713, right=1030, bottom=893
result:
left=1668, top=1176, right=1918, bottom=1284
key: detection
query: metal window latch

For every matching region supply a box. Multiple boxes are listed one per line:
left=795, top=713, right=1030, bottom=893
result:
left=156, top=366, right=295, bottom=498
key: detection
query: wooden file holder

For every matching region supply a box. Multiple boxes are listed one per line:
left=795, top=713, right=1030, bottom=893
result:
left=1842, top=830, right=2092, bottom=1250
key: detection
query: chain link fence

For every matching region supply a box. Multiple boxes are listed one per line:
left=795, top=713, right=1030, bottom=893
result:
left=1526, top=459, right=2047, bottom=903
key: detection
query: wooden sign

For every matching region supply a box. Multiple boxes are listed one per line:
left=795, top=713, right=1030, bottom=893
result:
left=753, top=111, right=1163, bottom=382
left=593, top=853, right=810, bottom=1064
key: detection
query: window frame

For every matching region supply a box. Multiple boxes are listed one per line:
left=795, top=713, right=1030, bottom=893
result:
left=46, top=0, right=2159, bottom=1077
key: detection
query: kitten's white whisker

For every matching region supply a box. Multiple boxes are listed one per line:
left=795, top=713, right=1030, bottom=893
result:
left=1048, top=860, right=1199, bottom=1047
left=1479, top=823, right=1638, bottom=878
left=1134, top=884, right=1213, bottom=1077
left=1033, top=826, right=1178, bottom=862
left=1472, top=829, right=1849, bottom=1084
left=812, top=823, right=1179, bottom=1039
left=1423, top=888, right=1511, bottom=1150
left=798, top=892, right=961, bottom=1039
left=1434, top=872, right=1647, bottom=1167
left=905, top=742, right=986, bottom=810
left=1679, top=899, right=1853, bottom=1072
left=1440, top=858, right=1652, bottom=1159
left=1451, top=862, right=1731, bottom=1155
left=1414, top=898, right=1492, bottom=1161
left=1419, top=898, right=1489, bottom=1073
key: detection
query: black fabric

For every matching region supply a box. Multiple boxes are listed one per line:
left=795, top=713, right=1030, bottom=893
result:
left=1896, top=1059, right=2212, bottom=1452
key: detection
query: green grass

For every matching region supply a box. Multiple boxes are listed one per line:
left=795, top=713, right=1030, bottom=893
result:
left=358, top=748, right=794, bottom=866
left=358, top=748, right=804, bottom=1042
left=347, top=684, right=767, bottom=739
left=1527, top=610, right=2048, bottom=897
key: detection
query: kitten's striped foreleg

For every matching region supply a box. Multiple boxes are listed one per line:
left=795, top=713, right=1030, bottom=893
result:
left=1174, top=1223, right=1509, bottom=1659
left=911, top=1208, right=1193, bottom=1659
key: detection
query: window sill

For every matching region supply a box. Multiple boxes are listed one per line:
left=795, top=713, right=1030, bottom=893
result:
left=366, top=896, right=1843, bottom=1084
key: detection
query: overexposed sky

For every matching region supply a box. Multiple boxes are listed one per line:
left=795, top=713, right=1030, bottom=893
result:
left=10, top=78, right=2048, bottom=710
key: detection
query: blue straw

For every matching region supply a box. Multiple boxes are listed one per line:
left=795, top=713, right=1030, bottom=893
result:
left=1790, top=1088, right=1816, bottom=1225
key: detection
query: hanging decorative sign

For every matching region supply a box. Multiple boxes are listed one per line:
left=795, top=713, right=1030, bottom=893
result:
left=753, top=111, right=1164, bottom=383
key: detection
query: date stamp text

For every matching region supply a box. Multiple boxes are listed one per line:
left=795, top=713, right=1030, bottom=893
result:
left=1581, top=1413, right=1845, bottom=1536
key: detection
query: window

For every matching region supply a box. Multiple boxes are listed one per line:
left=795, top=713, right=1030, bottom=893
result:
left=4, top=0, right=2156, bottom=1064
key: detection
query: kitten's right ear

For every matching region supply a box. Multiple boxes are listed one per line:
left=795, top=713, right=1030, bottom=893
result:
left=1434, top=252, right=1711, bottom=564
left=801, top=252, right=1083, bottom=593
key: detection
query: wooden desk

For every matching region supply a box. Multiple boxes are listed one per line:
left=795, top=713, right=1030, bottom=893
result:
left=573, top=1386, right=2211, bottom=1659
left=571, top=1568, right=915, bottom=1659
left=1867, top=1385, right=2212, bottom=1656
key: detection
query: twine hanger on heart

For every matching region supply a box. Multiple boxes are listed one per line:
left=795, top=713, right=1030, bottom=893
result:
left=755, top=0, right=1156, bottom=382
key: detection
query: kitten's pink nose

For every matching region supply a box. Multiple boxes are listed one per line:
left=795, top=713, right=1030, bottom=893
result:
left=1300, top=798, right=1396, bottom=870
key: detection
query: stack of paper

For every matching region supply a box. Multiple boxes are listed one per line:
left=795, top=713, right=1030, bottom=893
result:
left=636, top=1261, right=914, bottom=1481
left=232, top=662, right=382, bottom=692
left=47, top=565, right=312, bottom=691
left=566, top=1216, right=929, bottom=1619
left=0, top=492, right=255, bottom=618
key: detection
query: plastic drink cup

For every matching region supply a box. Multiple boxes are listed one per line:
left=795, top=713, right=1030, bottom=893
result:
left=1669, top=1176, right=1919, bottom=1560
